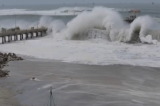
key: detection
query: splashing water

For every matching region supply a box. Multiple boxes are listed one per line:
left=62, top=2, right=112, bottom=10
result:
left=54, top=7, right=160, bottom=44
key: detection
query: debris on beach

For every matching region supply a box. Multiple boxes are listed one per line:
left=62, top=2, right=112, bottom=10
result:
left=0, top=52, right=23, bottom=78
left=30, top=77, right=40, bottom=81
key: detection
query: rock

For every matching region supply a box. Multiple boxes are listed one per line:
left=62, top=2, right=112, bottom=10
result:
left=1, top=52, right=23, bottom=62
left=17, top=57, right=23, bottom=61
left=12, top=53, right=16, bottom=58
left=32, top=77, right=35, bottom=80
left=0, top=52, right=24, bottom=78
left=0, top=52, right=3, bottom=56
left=0, top=70, right=9, bottom=77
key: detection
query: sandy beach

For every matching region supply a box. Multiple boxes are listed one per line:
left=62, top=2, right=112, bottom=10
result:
left=0, top=57, right=160, bottom=106
left=0, top=87, right=20, bottom=106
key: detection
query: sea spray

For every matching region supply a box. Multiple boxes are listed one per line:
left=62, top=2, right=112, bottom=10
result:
left=36, top=16, right=66, bottom=39
left=48, top=20, right=65, bottom=34
left=0, top=19, right=37, bottom=30
left=64, top=8, right=160, bottom=44
left=129, top=15, right=159, bottom=43
left=62, top=7, right=124, bottom=40
left=61, top=7, right=160, bottom=43
left=62, top=7, right=130, bottom=42
left=102, top=10, right=128, bottom=42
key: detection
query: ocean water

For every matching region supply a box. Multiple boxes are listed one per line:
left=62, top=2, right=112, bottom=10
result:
left=1, top=3, right=160, bottom=67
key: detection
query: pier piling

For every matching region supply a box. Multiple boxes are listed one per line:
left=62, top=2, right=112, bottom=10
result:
left=0, top=27, right=47, bottom=44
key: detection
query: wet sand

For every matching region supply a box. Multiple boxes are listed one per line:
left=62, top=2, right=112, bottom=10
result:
left=0, top=58, right=160, bottom=106
left=0, top=87, right=20, bottom=106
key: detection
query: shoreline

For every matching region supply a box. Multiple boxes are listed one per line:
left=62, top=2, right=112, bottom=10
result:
left=5, top=52, right=160, bottom=68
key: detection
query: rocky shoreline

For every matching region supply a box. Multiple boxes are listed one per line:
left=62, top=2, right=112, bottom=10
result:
left=0, top=52, right=23, bottom=77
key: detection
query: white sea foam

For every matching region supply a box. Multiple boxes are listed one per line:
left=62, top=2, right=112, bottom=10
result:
left=0, top=7, right=90, bottom=16
left=0, top=7, right=131, bottom=16
left=1, top=38, right=160, bottom=67
left=38, top=83, right=53, bottom=90
left=0, top=7, right=160, bottom=67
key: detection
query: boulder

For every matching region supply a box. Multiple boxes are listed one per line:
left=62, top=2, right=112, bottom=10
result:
left=0, top=52, right=24, bottom=78
left=0, top=70, right=9, bottom=77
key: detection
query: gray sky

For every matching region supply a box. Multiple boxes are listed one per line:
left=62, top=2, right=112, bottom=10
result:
left=1, top=0, right=160, bottom=5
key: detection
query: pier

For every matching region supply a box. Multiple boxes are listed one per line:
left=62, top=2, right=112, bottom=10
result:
left=0, top=27, right=48, bottom=44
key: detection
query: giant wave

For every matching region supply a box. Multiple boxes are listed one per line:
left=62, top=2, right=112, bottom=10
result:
left=48, top=7, right=160, bottom=44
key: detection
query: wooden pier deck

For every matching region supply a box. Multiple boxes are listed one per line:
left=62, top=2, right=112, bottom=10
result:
left=0, top=27, right=48, bottom=44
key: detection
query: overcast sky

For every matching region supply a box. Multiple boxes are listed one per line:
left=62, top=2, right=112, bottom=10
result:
left=1, top=0, right=160, bottom=5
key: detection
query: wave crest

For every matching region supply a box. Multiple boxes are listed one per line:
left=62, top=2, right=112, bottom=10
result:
left=58, top=7, right=160, bottom=44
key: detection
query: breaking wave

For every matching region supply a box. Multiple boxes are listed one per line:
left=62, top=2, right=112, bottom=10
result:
left=54, top=7, right=160, bottom=44
left=0, top=6, right=160, bottom=44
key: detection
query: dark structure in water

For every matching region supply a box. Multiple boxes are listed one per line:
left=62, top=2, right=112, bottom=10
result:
left=124, top=9, right=140, bottom=23
left=124, top=15, right=136, bottom=23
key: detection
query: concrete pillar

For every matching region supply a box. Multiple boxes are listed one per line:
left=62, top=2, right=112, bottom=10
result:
left=2, top=37, right=4, bottom=44
left=11, top=35, right=12, bottom=41
left=15, top=35, right=18, bottom=41
left=44, top=31, right=47, bottom=35
left=8, top=36, right=11, bottom=42
left=36, top=32, right=38, bottom=37
left=20, top=35, right=21, bottom=40
left=2, top=36, right=6, bottom=44
left=20, top=34, right=23, bottom=40
left=35, top=32, right=37, bottom=37
left=10, top=36, right=12, bottom=42
left=13, top=35, right=15, bottom=41
left=26, top=33, right=28, bottom=39
left=31, top=32, right=33, bottom=38
left=4, top=36, right=6, bottom=43
left=40, top=31, right=43, bottom=37
left=21, top=34, right=23, bottom=40
left=14, top=35, right=17, bottom=41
